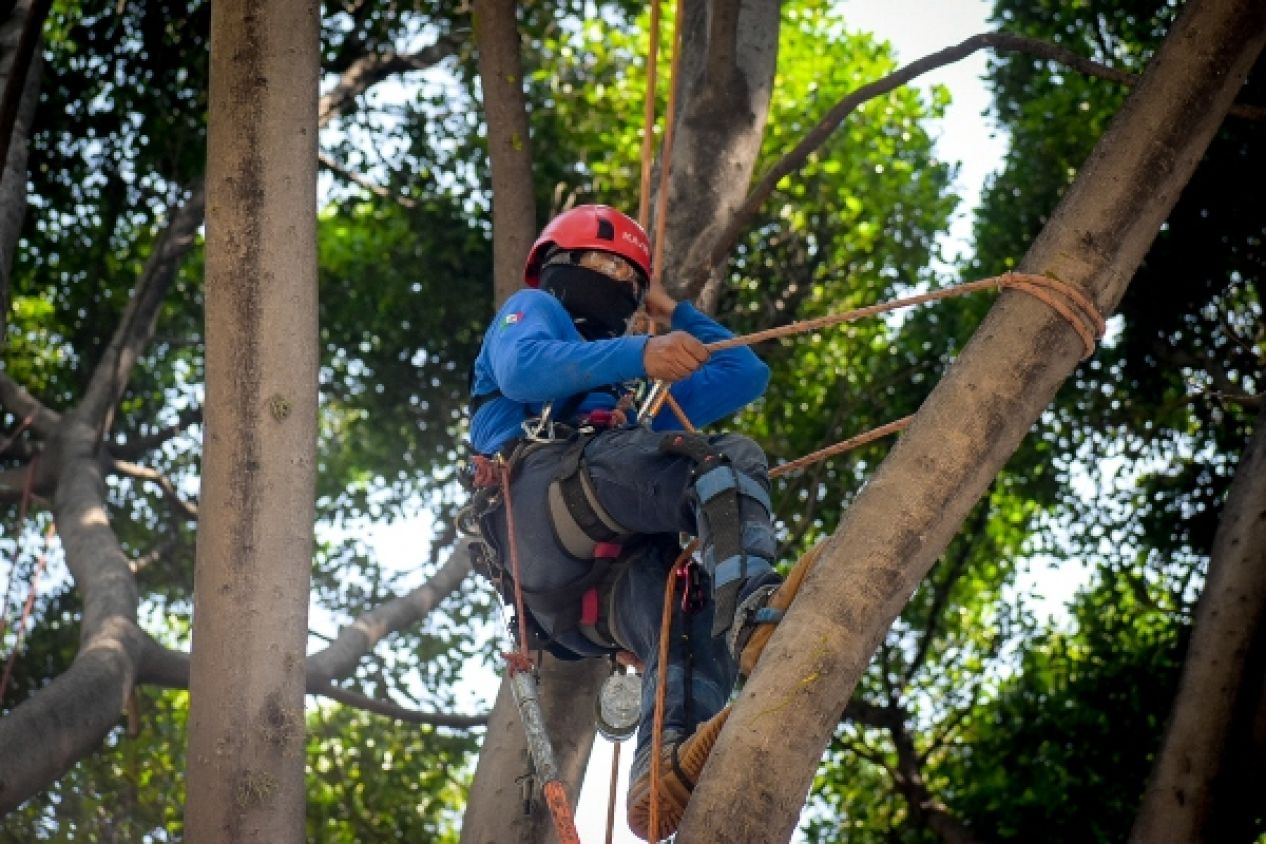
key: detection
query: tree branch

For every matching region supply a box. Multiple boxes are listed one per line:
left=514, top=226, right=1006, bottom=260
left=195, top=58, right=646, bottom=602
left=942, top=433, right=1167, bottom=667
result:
left=77, top=186, right=206, bottom=434
left=0, top=370, right=60, bottom=437
left=318, top=35, right=463, bottom=125
left=137, top=541, right=475, bottom=695
left=109, top=458, right=199, bottom=521
left=308, top=681, right=487, bottom=729
left=307, top=538, right=473, bottom=684
left=109, top=405, right=202, bottom=460
left=689, top=31, right=1266, bottom=291
left=318, top=152, right=416, bottom=208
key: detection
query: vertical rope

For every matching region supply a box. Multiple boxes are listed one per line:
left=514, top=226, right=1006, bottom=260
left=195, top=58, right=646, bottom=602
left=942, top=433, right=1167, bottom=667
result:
left=650, top=0, right=685, bottom=289
left=637, top=0, right=662, bottom=230
left=648, top=540, right=697, bottom=841
left=498, top=460, right=532, bottom=661
left=498, top=459, right=582, bottom=842
left=605, top=740, right=621, bottom=844
left=648, top=559, right=676, bottom=842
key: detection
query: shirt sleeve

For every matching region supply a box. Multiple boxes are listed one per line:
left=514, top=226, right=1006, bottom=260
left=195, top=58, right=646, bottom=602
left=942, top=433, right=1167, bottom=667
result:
left=652, top=301, right=770, bottom=430
left=486, top=290, right=649, bottom=403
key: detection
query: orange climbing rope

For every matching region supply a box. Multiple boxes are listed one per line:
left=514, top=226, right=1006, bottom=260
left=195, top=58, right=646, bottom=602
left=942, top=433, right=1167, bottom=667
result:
left=638, top=270, right=1106, bottom=477
left=706, top=271, right=1106, bottom=359
left=769, top=415, right=915, bottom=479
left=648, top=540, right=697, bottom=842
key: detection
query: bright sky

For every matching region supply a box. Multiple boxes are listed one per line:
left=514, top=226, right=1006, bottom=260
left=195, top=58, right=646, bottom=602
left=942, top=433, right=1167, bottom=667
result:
left=568, top=2, right=1005, bottom=840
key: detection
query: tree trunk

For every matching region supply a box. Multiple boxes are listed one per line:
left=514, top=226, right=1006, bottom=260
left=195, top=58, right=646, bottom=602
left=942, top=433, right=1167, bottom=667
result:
left=463, top=3, right=605, bottom=836
left=1130, top=404, right=1266, bottom=843
left=661, top=0, right=779, bottom=307
left=184, top=1, right=320, bottom=841
left=460, top=654, right=607, bottom=844
left=679, top=1, right=1266, bottom=840
left=0, top=0, right=41, bottom=343
left=473, top=0, right=536, bottom=306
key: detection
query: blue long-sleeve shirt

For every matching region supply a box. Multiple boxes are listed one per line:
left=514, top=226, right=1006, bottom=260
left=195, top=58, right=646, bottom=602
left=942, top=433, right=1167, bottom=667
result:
left=469, top=288, right=769, bottom=454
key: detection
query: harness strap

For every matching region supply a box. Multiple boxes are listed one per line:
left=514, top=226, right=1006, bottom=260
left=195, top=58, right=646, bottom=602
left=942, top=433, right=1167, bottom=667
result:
left=548, top=434, right=633, bottom=559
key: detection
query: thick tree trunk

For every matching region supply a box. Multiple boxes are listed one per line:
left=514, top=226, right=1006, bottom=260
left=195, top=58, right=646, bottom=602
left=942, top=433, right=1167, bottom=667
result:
left=662, top=0, right=778, bottom=307
left=460, top=654, right=607, bottom=844
left=463, top=3, right=605, bottom=836
left=680, top=1, right=1266, bottom=841
left=0, top=0, right=40, bottom=343
left=472, top=0, right=536, bottom=306
left=184, top=2, right=320, bottom=841
left=1130, top=405, right=1266, bottom=843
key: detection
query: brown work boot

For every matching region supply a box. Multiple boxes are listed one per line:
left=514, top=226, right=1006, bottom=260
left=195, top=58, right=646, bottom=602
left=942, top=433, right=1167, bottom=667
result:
left=626, top=707, right=730, bottom=841
left=731, top=542, right=825, bottom=678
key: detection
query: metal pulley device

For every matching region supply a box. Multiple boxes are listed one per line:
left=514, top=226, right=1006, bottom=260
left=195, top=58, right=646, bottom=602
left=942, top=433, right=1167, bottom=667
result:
left=595, top=670, right=641, bottom=741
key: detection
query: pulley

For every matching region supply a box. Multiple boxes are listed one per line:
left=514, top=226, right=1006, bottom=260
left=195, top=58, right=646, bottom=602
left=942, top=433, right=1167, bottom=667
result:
left=595, top=670, right=641, bottom=741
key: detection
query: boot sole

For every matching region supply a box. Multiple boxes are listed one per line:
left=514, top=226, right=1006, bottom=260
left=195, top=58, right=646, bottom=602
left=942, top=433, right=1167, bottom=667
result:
left=627, top=706, right=731, bottom=840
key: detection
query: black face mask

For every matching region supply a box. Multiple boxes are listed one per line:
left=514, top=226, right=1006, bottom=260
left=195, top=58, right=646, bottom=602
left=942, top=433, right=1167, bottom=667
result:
left=540, top=264, right=641, bottom=341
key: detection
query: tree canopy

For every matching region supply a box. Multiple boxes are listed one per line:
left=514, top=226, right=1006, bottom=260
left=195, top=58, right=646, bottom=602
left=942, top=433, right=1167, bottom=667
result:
left=1, top=0, right=1263, bottom=841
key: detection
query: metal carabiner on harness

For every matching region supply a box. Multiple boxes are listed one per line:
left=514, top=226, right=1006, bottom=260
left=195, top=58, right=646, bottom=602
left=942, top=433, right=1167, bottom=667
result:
left=635, top=380, right=669, bottom=426
left=522, top=400, right=558, bottom=442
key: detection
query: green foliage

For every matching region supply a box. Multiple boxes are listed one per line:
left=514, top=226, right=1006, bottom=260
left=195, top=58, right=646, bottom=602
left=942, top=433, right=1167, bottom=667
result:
left=306, top=705, right=477, bottom=843
left=0, top=686, right=189, bottom=842
left=941, top=568, right=1186, bottom=842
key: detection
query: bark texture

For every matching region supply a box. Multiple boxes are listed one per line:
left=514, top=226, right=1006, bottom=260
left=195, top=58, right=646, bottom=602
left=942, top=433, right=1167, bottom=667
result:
left=660, top=0, right=779, bottom=304
left=1130, top=405, right=1266, bottom=843
left=473, top=0, right=536, bottom=306
left=679, top=1, right=1266, bottom=840
left=184, top=2, right=320, bottom=840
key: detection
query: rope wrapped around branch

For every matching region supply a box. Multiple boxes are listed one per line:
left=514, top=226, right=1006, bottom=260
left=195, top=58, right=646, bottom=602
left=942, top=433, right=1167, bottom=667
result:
left=706, top=272, right=1107, bottom=360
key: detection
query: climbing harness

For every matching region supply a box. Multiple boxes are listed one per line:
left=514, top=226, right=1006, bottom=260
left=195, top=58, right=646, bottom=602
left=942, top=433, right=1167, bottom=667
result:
left=459, top=407, right=644, bottom=654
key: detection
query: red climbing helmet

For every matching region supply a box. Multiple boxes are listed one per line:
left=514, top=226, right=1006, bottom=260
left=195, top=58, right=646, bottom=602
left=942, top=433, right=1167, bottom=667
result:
left=523, top=205, right=652, bottom=287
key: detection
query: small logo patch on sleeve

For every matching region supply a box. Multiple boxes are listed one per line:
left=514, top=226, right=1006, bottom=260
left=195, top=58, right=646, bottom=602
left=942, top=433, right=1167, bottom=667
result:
left=500, top=311, right=524, bottom=329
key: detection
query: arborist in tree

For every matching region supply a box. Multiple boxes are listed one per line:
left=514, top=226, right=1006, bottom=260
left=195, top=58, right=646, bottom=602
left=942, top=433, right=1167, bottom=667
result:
left=461, top=204, right=794, bottom=838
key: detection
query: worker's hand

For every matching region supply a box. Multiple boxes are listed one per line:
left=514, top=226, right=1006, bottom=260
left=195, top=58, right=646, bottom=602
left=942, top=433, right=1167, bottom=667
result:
left=644, top=331, right=708, bottom=381
left=642, top=276, right=678, bottom=325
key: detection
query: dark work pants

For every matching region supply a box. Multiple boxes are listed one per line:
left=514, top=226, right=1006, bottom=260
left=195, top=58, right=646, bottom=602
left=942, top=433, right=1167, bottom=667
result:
left=489, top=426, right=780, bottom=771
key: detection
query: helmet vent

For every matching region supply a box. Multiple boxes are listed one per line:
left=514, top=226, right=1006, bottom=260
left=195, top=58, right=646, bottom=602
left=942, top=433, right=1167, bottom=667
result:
left=596, top=218, right=615, bottom=240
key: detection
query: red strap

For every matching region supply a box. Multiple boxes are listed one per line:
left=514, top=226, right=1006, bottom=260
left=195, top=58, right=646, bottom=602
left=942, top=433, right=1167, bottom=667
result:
left=580, top=587, right=600, bottom=626
left=594, top=541, right=622, bottom=559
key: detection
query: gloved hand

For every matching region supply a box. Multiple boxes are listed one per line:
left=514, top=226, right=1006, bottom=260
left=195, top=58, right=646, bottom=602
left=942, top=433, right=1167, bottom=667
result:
left=644, top=331, right=708, bottom=381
